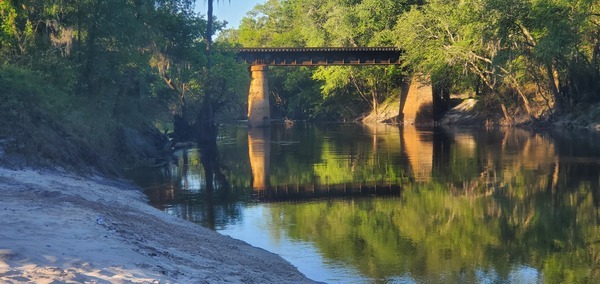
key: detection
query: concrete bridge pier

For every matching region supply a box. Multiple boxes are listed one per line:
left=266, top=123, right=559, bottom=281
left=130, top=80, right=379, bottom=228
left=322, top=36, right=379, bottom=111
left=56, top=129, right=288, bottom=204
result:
left=399, top=76, right=434, bottom=125
left=248, top=65, right=270, bottom=127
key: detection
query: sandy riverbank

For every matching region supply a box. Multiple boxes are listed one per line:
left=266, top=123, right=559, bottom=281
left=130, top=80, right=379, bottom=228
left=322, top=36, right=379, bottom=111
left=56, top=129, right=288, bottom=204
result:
left=0, top=167, right=315, bottom=283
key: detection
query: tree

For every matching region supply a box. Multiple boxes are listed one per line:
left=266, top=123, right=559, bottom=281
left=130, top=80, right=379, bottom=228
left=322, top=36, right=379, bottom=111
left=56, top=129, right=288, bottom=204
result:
left=396, top=0, right=600, bottom=118
left=196, top=0, right=232, bottom=142
left=150, top=2, right=207, bottom=140
left=0, top=0, right=243, bottom=169
left=313, top=66, right=403, bottom=115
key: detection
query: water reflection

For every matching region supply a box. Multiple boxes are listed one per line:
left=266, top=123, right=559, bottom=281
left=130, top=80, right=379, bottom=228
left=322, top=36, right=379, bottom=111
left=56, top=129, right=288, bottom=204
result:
left=128, top=146, right=250, bottom=230
left=128, top=124, right=600, bottom=283
left=248, top=127, right=271, bottom=190
left=401, top=126, right=434, bottom=182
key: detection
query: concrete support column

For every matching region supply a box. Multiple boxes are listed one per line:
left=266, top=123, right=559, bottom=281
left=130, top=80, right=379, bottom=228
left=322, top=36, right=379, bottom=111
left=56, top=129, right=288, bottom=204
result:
left=248, top=65, right=270, bottom=127
left=399, top=76, right=434, bottom=125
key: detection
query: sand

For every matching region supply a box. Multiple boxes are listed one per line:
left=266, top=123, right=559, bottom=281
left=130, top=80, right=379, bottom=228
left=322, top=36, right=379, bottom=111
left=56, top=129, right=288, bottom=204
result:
left=0, top=167, right=315, bottom=283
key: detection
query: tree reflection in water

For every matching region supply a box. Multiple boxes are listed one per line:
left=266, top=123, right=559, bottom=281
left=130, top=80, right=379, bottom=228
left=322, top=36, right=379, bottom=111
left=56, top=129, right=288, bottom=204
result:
left=128, top=124, right=600, bottom=282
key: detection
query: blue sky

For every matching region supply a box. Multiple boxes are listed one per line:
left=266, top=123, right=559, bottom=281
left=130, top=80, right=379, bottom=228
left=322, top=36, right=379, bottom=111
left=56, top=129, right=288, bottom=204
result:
left=195, top=0, right=265, bottom=29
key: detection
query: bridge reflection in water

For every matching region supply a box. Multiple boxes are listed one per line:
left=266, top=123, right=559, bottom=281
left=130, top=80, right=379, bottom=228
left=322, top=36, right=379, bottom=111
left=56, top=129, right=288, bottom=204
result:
left=136, top=124, right=484, bottom=205
left=248, top=127, right=270, bottom=190
left=135, top=124, right=583, bottom=208
left=245, top=124, right=475, bottom=201
left=255, top=183, right=402, bottom=201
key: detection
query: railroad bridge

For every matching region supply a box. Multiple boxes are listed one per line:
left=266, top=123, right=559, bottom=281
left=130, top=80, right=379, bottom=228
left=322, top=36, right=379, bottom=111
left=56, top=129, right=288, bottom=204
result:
left=235, top=47, right=436, bottom=127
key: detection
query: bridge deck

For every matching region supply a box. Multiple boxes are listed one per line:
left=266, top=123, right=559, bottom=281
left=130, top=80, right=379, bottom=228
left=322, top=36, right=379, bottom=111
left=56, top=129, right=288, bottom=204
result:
left=235, top=47, right=403, bottom=66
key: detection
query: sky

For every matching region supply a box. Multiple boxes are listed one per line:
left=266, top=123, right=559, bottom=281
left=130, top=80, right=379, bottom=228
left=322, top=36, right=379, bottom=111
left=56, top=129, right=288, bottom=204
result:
left=195, top=0, right=265, bottom=29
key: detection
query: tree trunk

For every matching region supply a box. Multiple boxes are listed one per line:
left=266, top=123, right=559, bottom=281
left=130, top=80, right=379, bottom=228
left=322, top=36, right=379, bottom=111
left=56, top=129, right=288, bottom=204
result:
left=432, top=78, right=450, bottom=121
left=84, top=0, right=101, bottom=93
left=593, top=38, right=599, bottom=74
left=196, top=0, right=216, bottom=144
left=544, top=63, right=562, bottom=109
left=194, top=101, right=216, bottom=143
left=372, top=91, right=378, bottom=115
left=509, top=76, right=533, bottom=117
left=206, top=0, right=213, bottom=70
left=173, top=114, right=191, bottom=141
left=501, top=104, right=512, bottom=126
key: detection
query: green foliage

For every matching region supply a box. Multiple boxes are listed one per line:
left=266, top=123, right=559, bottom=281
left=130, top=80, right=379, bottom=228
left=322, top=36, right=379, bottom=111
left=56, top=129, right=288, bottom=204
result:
left=0, top=65, right=45, bottom=120
left=149, top=4, right=208, bottom=121
left=274, top=67, right=323, bottom=119
left=313, top=65, right=403, bottom=115
left=0, top=65, right=113, bottom=172
left=0, top=0, right=246, bottom=170
left=210, top=45, right=251, bottom=120
left=396, top=0, right=600, bottom=112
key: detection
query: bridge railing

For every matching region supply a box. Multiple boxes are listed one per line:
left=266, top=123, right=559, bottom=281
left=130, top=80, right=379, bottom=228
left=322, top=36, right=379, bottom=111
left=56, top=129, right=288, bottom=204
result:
left=231, top=47, right=403, bottom=66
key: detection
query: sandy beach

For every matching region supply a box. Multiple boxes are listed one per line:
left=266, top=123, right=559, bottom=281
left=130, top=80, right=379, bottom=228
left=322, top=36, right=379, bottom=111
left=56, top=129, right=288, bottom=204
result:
left=0, top=167, right=315, bottom=283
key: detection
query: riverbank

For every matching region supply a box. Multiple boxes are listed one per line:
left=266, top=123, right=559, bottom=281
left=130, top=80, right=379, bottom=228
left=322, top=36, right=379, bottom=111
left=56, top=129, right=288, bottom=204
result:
left=0, top=167, right=315, bottom=283
left=362, top=95, right=600, bottom=130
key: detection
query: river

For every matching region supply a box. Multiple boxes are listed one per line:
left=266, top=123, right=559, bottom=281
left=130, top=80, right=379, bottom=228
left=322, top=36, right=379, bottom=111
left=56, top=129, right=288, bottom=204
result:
left=127, top=123, right=600, bottom=283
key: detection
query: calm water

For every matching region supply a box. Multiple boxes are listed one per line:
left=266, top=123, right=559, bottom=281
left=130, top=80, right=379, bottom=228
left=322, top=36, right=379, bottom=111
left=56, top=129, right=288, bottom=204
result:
left=128, top=124, right=600, bottom=283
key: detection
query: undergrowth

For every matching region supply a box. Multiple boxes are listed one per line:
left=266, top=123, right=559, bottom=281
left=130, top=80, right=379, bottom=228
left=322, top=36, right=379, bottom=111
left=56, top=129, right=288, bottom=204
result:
left=0, top=65, right=162, bottom=174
